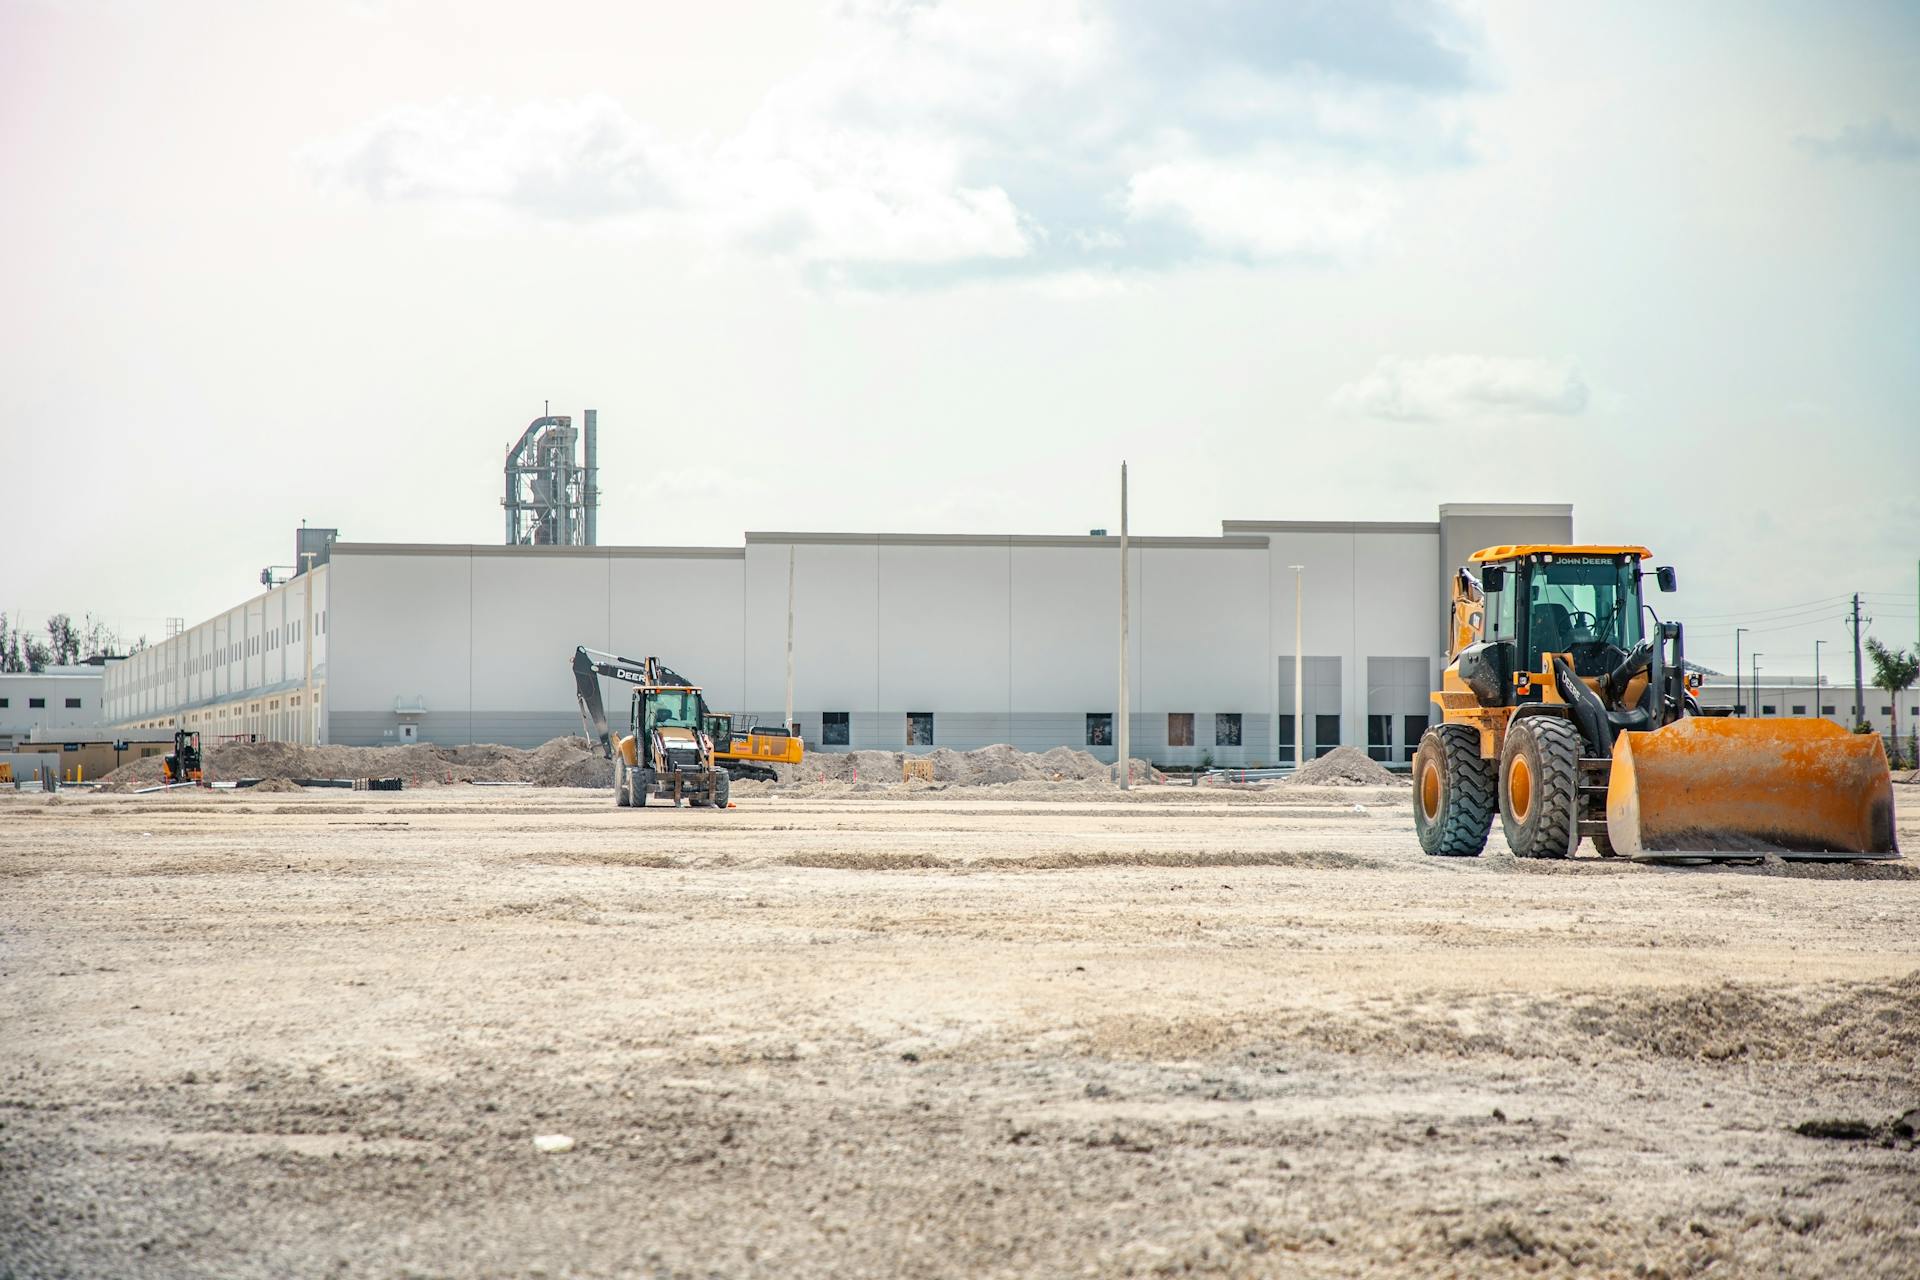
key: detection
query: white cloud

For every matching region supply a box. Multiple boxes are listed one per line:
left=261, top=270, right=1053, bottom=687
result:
left=1125, top=162, right=1396, bottom=259
left=1794, top=116, right=1920, bottom=165
left=303, top=97, right=679, bottom=220
left=1332, top=355, right=1589, bottom=421
left=304, top=1, right=1486, bottom=279
left=306, top=96, right=1031, bottom=266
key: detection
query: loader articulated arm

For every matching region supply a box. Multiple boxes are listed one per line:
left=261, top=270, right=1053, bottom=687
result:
left=572, top=646, right=658, bottom=760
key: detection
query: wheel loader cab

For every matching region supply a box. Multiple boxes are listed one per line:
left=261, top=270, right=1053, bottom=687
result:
left=1480, top=549, right=1647, bottom=687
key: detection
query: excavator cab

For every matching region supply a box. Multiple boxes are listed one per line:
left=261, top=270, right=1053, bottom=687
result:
left=1416, top=546, right=1896, bottom=863
left=708, top=712, right=803, bottom=781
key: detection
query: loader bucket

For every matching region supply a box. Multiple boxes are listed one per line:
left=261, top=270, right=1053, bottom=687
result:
left=1607, top=718, right=1899, bottom=861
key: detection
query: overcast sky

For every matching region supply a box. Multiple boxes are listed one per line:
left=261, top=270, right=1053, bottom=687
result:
left=3, top=0, right=1916, bottom=675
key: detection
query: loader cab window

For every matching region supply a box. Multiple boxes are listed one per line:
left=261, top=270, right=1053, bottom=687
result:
left=1483, top=565, right=1518, bottom=645
left=1526, top=556, right=1642, bottom=672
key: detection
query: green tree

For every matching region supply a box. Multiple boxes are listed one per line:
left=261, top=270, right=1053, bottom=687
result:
left=0, top=614, right=18, bottom=673
left=45, top=613, right=79, bottom=665
left=1865, top=637, right=1919, bottom=765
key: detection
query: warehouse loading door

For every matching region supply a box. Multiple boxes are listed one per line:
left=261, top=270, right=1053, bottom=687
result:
left=1277, top=657, right=1341, bottom=763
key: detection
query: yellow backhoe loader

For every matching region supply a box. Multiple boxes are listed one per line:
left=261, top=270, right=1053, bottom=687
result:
left=573, top=647, right=731, bottom=809
left=1414, top=545, right=1897, bottom=862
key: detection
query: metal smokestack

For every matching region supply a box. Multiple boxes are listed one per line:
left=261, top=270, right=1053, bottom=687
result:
left=584, top=409, right=598, bottom=546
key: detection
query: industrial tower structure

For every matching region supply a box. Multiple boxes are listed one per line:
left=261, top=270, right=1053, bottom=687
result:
left=504, top=409, right=598, bottom=546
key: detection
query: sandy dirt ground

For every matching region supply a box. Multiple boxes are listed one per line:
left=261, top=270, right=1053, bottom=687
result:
left=2, top=781, right=1917, bottom=1278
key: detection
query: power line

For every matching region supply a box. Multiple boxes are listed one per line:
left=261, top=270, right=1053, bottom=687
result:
left=1681, top=594, right=1852, bottom=621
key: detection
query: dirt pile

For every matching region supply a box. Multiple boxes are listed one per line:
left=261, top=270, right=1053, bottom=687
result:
left=97, top=737, right=612, bottom=791
left=1286, top=745, right=1406, bottom=787
left=788, top=743, right=1162, bottom=788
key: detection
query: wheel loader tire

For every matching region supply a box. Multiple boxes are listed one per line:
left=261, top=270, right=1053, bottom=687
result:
left=1500, top=717, right=1580, bottom=859
left=711, top=771, right=731, bottom=809
left=614, top=758, right=631, bottom=807
left=1413, top=725, right=1496, bottom=857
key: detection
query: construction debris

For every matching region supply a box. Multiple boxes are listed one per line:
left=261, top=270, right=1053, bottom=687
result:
left=788, top=744, right=1162, bottom=787
left=97, top=737, right=611, bottom=791
left=1286, top=746, right=1407, bottom=788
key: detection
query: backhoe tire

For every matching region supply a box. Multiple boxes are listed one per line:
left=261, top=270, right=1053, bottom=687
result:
left=1590, top=828, right=1618, bottom=858
left=1500, top=717, right=1580, bottom=859
left=1413, top=725, right=1496, bottom=857
left=632, top=768, right=652, bottom=808
left=614, top=758, right=631, bottom=807
left=710, top=771, right=731, bottom=809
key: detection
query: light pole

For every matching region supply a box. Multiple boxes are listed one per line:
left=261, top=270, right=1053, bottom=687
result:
left=1289, top=565, right=1304, bottom=770
left=785, top=545, right=795, bottom=736
left=1752, top=653, right=1763, bottom=717
left=1734, top=626, right=1748, bottom=715
left=1117, top=462, right=1129, bottom=790
left=1813, top=639, right=1825, bottom=721
left=301, top=550, right=317, bottom=744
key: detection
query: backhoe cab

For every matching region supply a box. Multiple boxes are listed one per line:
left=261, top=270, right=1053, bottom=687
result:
left=162, top=729, right=203, bottom=785
left=1416, top=546, right=1896, bottom=862
left=572, top=647, right=731, bottom=809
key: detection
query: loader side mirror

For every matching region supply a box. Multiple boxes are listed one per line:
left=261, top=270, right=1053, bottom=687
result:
left=1481, top=565, right=1506, bottom=593
left=1655, top=566, right=1677, bottom=593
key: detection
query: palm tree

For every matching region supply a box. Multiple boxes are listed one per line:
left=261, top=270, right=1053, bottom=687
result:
left=1865, top=637, right=1919, bottom=766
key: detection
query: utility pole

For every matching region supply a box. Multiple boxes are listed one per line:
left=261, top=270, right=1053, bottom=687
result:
left=1290, top=565, right=1304, bottom=770
left=1117, top=462, right=1130, bottom=790
left=1751, top=654, right=1762, bottom=717
left=1734, top=627, right=1748, bottom=716
left=785, top=545, right=795, bottom=735
left=1850, top=592, right=1866, bottom=730
left=1813, top=639, right=1825, bottom=721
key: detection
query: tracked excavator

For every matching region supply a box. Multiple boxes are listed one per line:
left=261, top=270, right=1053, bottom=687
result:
left=1414, top=546, right=1897, bottom=863
left=706, top=714, right=803, bottom=782
left=572, top=647, right=731, bottom=809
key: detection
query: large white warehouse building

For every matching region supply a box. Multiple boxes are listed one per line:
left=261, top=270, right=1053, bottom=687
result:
left=103, top=502, right=1571, bottom=767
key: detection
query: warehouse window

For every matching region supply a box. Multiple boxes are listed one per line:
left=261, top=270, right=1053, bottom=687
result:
left=1366, top=714, right=1392, bottom=762
left=1403, top=714, right=1428, bottom=763
left=65, top=698, right=82, bottom=709
left=1316, top=714, right=1341, bottom=757
left=1792, top=705, right=1806, bottom=715
left=822, top=712, right=849, bottom=745
left=1167, top=712, right=1193, bottom=747
left=1762, top=705, right=1775, bottom=715
left=29, top=697, right=45, bottom=708
left=1822, top=704, right=1836, bottom=716
left=0, top=698, right=7, bottom=707
left=1277, top=717, right=1295, bottom=765
left=1883, top=705, right=1894, bottom=715
left=906, top=712, right=934, bottom=745
left=1086, top=713, right=1112, bottom=746
left=1215, top=713, right=1241, bottom=747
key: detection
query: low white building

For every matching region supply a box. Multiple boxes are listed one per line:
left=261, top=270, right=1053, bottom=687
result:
left=0, top=662, right=116, bottom=749
left=103, top=502, right=1574, bottom=767
left=1695, top=676, right=1920, bottom=743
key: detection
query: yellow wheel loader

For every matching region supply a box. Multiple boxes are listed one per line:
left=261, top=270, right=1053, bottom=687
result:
left=1415, top=546, right=1897, bottom=863
left=573, top=647, right=731, bottom=809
